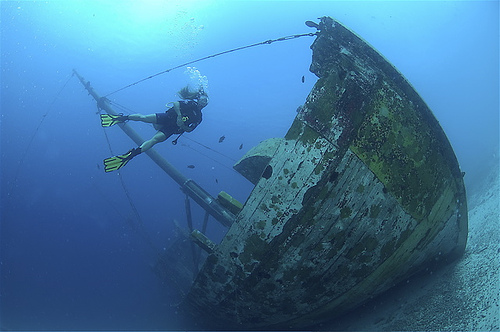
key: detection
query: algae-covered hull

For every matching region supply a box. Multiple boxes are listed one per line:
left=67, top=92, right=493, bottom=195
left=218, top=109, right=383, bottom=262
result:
left=181, top=17, right=468, bottom=329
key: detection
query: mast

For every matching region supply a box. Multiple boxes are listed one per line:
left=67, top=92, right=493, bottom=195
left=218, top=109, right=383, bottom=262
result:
left=73, top=69, right=234, bottom=227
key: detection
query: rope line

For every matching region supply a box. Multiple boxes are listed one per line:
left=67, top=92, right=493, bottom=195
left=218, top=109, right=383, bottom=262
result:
left=182, top=135, right=237, bottom=162
left=99, top=107, right=158, bottom=253
left=180, top=141, right=238, bottom=174
left=104, top=32, right=317, bottom=97
left=106, top=100, right=136, bottom=114
left=7, top=73, right=74, bottom=201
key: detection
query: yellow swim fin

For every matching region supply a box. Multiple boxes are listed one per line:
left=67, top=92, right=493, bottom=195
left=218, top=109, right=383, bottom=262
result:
left=103, top=148, right=141, bottom=172
left=100, top=113, right=128, bottom=127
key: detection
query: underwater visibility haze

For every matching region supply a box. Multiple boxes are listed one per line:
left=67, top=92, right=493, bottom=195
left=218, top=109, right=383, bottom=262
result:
left=1, top=1, right=498, bottom=330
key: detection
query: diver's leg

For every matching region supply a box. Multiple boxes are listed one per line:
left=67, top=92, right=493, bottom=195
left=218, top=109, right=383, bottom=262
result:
left=128, top=114, right=157, bottom=124
left=104, top=131, right=167, bottom=172
left=139, top=131, right=168, bottom=152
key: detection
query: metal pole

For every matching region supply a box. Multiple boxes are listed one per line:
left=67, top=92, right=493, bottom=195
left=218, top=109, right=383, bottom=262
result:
left=184, top=195, right=199, bottom=276
left=73, top=69, right=235, bottom=227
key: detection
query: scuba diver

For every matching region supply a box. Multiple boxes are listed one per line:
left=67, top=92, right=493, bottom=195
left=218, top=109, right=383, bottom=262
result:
left=101, top=85, right=208, bottom=172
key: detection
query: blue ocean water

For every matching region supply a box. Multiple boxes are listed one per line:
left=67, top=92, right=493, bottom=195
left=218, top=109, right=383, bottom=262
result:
left=1, top=1, right=498, bottom=330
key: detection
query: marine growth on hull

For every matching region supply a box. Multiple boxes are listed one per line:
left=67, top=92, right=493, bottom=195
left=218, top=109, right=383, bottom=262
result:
left=177, top=16, right=468, bottom=329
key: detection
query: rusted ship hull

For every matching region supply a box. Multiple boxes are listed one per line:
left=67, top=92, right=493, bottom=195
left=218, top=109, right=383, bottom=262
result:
left=181, top=17, right=468, bottom=329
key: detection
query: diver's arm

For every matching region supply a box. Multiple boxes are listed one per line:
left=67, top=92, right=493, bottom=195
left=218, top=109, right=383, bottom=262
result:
left=183, top=110, right=202, bottom=132
left=174, top=101, right=201, bottom=132
left=174, top=101, right=194, bottom=132
left=173, top=101, right=181, bottom=116
left=173, top=102, right=186, bottom=128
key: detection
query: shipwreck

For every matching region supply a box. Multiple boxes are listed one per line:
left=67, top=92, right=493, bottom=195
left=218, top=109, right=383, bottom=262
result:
left=75, top=16, right=468, bottom=330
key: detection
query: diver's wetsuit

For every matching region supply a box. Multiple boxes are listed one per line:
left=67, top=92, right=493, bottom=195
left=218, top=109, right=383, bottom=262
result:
left=155, top=100, right=203, bottom=137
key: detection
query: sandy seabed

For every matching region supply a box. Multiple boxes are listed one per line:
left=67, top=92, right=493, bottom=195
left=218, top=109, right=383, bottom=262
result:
left=326, top=164, right=499, bottom=331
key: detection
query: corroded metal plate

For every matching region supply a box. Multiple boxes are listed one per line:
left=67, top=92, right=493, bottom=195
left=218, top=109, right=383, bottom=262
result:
left=181, top=16, right=467, bottom=329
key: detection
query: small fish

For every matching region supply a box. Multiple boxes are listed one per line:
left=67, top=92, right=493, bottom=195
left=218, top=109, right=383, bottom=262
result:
left=215, top=178, right=219, bottom=184
left=219, top=135, right=225, bottom=143
left=301, top=75, right=305, bottom=83
left=239, top=143, right=243, bottom=150
left=97, top=163, right=100, bottom=170
left=187, top=164, right=195, bottom=169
